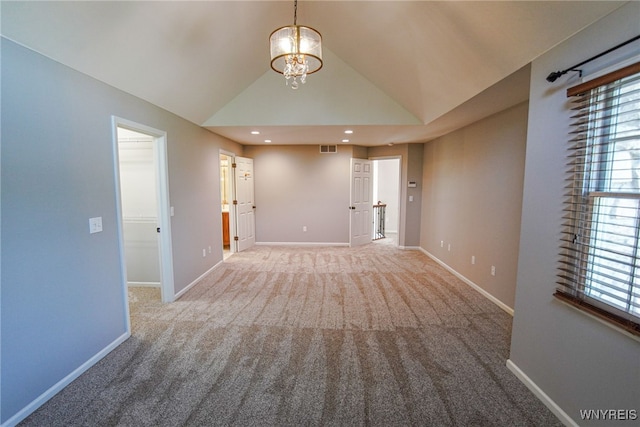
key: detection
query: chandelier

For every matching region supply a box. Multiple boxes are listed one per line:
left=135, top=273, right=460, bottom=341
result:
left=269, top=0, right=322, bottom=89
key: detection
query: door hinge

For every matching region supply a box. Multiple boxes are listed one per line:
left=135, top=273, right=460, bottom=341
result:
left=234, top=236, right=239, bottom=241
left=233, top=200, right=238, bottom=205
left=232, top=163, right=237, bottom=168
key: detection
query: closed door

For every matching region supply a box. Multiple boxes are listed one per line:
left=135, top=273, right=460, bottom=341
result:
left=350, top=158, right=373, bottom=247
left=234, top=156, right=256, bottom=252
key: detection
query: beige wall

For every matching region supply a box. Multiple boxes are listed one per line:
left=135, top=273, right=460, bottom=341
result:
left=243, top=143, right=424, bottom=246
left=1, top=38, right=243, bottom=423
left=419, top=102, right=528, bottom=309
left=243, top=144, right=353, bottom=244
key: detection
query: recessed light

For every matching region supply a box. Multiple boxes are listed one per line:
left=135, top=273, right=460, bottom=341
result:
left=264, top=139, right=272, bottom=143
left=251, top=131, right=260, bottom=135
left=342, top=139, right=350, bottom=143
left=344, top=130, right=353, bottom=134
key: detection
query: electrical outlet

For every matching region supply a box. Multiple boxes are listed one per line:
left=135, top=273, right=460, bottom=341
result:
left=491, top=266, right=496, bottom=276
left=471, top=255, right=476, bottom=265
left=440, top=240, right=444, bottom=248
left=202, top=249, right=206, bottom=257
left=303, top=226, right=307, bottom=232
left=447, top=243, right=451, bottom=252
left=208, top=246, right=212, bottom=253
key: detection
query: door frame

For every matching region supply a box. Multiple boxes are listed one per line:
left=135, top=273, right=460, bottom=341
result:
left=112, top=116, right=175, bottom=314
left=371, top=155, right=402, bottom=247
left=220, top=150, right=237, bottom=255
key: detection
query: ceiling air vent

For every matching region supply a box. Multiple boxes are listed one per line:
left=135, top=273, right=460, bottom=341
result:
left=319, top=145, right=337, bottom=154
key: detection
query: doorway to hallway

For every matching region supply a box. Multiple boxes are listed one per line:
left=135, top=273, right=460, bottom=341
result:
left=372, top=157, right=401, bottom=247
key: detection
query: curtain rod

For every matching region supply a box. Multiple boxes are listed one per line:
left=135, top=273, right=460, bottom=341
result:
left=546, top=35, right=640, bottom=83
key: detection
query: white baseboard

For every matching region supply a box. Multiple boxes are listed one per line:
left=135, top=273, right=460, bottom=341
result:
left=127, top=281, right=160, bottom=288
left=506, top=360, right=577, bottom=427
left=419, top=248, right=514, bottom=316
left=400, top=245, right=421, bottom=250
left=256, top=242, right=350, bottom=247
left=174, top=260, right=223, bottom=300
left=1, top=331, right=130, bottom=427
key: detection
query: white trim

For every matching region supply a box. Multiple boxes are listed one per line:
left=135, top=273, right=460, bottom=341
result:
left=256, top=242, right=350, bottom=247
left=1, top=332, right=130, bottom=427
left=419, top=247, right=514, bottom=316
left=174, top=260, right=224, bottom=300
left=127, top=281, right=161, bottom=288
left=400, top=245, right=421, bottom=250
left=111, top=117, right=132, bottom=335
left=506, top=360, right=577, bottom=427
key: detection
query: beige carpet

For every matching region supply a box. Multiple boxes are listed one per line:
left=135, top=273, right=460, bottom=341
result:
left=21, top=242, right=561, bottom=426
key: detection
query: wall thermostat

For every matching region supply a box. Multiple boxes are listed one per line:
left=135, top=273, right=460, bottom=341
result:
left=408, top=181, right=417, bottom=188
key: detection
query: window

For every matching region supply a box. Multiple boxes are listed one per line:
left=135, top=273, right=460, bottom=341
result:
left=556, top=62, right=640, bottom=336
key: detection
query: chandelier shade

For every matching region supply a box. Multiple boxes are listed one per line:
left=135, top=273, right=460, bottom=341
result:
left=269, top=0, right=322, bottom=89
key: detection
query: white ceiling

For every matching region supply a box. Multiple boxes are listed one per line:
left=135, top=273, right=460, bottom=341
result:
left=1, top=1, right=626, bottom=146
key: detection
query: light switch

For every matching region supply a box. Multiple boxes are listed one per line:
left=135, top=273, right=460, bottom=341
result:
left=89, top=217, right=103, bottom=234
left=409, top=195, right=414, bottom=202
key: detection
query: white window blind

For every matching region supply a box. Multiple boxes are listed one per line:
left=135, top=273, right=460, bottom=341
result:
left=556, top=62, right=640, bottom=336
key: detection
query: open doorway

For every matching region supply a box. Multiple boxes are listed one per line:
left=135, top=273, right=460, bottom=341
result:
left=372, top=157, right=401, bottom=247
left=117, top=127, right=162, bottom=309
left=113, top=117, right=175, bottom=333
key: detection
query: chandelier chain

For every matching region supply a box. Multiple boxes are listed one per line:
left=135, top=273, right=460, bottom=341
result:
left=293, top=0, right=298, bottom=25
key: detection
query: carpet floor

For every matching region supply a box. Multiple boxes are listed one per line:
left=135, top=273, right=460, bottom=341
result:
left=20, top=242, right=561, bottom=426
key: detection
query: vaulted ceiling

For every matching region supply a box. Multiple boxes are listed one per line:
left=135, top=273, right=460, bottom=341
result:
left=1, top=1, right=626, bottom=146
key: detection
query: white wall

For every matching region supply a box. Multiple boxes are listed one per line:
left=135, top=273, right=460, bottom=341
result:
left=509, top=3, right=640, bottom=425
left=1, top=38, right=242, bottom=424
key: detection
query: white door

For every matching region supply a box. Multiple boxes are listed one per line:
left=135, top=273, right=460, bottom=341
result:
left=350, top=158, right=373, bottom=247
left=234, top=156, right=256, bottom=252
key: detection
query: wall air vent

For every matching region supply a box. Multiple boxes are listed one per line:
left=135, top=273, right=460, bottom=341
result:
left=319, top=145, right=337, bottom=153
